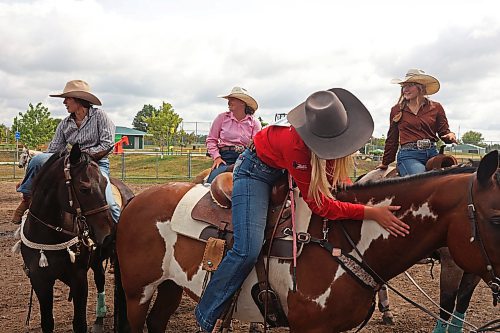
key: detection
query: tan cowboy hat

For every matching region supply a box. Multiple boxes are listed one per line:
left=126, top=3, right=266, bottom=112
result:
left=49, top=80, right=102, bottom=106
left=218, top=86, right=258, bottom=111
left=287, top=88, right=374, bottom=160
left=391, top=69, right=440, bottom=95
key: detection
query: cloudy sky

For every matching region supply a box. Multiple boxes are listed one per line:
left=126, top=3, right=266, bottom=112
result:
left=1, top=0, right=499, bottom=141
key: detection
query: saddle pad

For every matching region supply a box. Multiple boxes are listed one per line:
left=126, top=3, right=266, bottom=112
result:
left=111, top=184, right=123, bottom=208
left=170, top=184, right=212, bottom=241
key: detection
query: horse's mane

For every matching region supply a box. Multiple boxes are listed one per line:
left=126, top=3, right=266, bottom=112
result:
left=348, top=166, right=477, bottom=190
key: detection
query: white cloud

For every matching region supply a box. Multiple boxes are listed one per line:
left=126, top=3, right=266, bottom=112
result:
left=0, top=0, right=499, bottom=141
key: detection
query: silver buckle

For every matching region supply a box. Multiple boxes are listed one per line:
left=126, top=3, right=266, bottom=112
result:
left=416, top=139, right=431, bottom=149
left=234, top=145, right=245, bottom=153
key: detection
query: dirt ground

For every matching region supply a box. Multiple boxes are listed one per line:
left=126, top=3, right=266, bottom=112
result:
left=0, top=180, right=498, bottom=333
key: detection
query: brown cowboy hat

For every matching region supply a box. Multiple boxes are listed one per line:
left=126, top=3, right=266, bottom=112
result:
left=218, top=86, right=258, bottom=111
left=287, top=88, right=374, bottom=159
left=391, top=69, right=440, bottom=95
left=50, top=80, right=102, bottom=106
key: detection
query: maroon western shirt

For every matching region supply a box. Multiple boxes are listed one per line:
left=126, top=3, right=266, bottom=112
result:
left=382, top=99, right=453, bottom=166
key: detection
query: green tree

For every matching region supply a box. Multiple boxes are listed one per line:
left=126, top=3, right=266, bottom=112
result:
left=258, top=116, right=268, bottom=128
left=143, top=102, right=183, bottom=153
left=461, top=130, right=484, bottom=146
left=132, top=104, right=156, bottom=132
left=12, top=103, right=58, bottom=149
left=0, top=124, right=11, bottom=144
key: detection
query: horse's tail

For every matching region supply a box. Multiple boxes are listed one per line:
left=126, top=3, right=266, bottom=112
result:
left=113, top=255, right=130, bottom=332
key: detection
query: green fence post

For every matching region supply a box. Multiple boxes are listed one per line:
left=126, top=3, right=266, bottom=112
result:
left=188, top=152, right=192, bottom=179
left=121, top=152, right=125, bottom=181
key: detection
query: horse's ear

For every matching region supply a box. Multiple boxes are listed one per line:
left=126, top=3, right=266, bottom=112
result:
left=477, top=150, right=499, bottom=186
left=439, top=145, right=445, bottom=155
left=90, top=145, right=113, bottom=162
left=69, top=143, right=82, bottom=164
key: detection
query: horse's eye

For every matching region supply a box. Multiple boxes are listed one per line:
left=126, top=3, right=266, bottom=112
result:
left=80, top=188, right=91, bottom=195
left=490, top=216, right=500, bottom=225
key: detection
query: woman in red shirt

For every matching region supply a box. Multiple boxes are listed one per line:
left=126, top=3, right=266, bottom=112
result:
left=195, top=88, right=410, bottom=332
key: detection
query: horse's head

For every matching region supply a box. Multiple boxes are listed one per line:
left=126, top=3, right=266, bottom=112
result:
left=18, top=147, right=30, bottom=168
left=63, top=143, right=115, bottom=246
left=450, top=150, right=500, bottom=305
left=30, top=143, right=114, bottom=247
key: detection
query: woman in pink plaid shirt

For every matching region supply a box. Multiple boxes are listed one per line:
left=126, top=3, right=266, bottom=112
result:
left=206, top=87, right=261, bottom=183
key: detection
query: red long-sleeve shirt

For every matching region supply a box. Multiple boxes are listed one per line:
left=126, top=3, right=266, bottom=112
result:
left=253, top=125, right=365, bottom=221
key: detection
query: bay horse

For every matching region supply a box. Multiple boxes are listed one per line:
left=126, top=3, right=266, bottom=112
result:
left=356, top=153, right=483, bottom=331
left=115, top=150, right=500, bottom=333
left=15, top=144, right=131, bottom=333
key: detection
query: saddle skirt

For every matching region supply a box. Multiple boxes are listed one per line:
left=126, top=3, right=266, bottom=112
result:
left=169, top=183, right=312, bottom=259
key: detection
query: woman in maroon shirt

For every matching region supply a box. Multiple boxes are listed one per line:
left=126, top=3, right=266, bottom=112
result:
left=378, top=69, right=457, bottom=175
left=195, top=88, right=410, bottom=332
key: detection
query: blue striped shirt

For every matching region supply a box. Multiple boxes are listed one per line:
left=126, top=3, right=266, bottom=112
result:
left=47, top=107, right=115, bottom=156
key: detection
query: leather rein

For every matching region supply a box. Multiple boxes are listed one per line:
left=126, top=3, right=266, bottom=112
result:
left=466, top=173, right=500, bottom=307
left=28, top=155, right=109, bottom=248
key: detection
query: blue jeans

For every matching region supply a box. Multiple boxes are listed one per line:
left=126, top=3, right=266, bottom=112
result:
left=397, top=147, right=438, bottom=176
left=195, top=149, right=284, bottom=332
left=206, top=150, right=241, bottom=183
left=17, top=153, right=120, bottom=223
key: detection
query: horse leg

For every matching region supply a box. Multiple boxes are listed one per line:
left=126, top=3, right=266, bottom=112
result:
left=448, top=273, right=481, bottom=333
left=91, top=256, right=107, bottom=333
left=377, top=284, right=394, bottom=325
left=126, top=292, right=154, bottom=333
left=31, top=278, right=55, bottom=333
left=432, top=248, right=462, bottom=333
left=146, top=280, right=183, bottom=333
left=70, top=270, right=89, bottom=333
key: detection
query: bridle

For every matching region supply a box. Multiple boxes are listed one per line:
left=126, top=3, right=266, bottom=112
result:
left=28, top=154, right=110, bottom=249
left=466, top=172, right=500, bottom=306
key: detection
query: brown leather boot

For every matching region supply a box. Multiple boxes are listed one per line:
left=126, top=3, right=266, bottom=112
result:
left=12, top=197, right=30, bottom=224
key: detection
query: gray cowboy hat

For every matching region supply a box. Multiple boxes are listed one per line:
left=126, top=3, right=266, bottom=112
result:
left=287, top=88, right=374, bottom=160
left=50, top=80, right=102, bottom=106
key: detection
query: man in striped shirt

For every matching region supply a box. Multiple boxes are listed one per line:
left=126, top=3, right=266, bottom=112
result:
left=12, top=80, right=120, bottom=224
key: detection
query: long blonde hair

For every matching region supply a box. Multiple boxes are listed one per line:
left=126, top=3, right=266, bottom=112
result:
left=308, top=152, right=354, bottom=206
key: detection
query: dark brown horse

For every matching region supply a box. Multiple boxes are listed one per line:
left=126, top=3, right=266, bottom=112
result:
left=16, top=144, right=131, bottom=333
left=115, top=150, right=500, bottom=333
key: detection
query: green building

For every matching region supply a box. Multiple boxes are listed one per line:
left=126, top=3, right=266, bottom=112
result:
left=115, top=126, right=148, bottom=149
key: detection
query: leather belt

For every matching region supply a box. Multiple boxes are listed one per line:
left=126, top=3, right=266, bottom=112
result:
left=219, top=145, right=245, bottom=153
left=400, top=139, right=435, bottom=150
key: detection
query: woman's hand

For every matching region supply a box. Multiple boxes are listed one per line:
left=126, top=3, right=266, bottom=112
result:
left=364, top=205, right=410, bottom=237
left=376, top=164, right=388, bottom=170
left=212, top=156, right=226, bottom=170
left=441, top=132, right=458, bottom=144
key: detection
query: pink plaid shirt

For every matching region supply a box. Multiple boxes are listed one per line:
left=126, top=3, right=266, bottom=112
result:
left=206, top=112, right=261, bottom=160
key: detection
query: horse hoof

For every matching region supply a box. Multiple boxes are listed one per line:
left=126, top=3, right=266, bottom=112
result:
left=382, top=312, right=395, bottom=325
left=249, top=322, right=264, bottom=333
left=91, top=323, right=104, bottom=333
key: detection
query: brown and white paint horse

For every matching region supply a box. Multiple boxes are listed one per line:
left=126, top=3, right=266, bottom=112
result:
left=115, top=150, right=500, bottom=333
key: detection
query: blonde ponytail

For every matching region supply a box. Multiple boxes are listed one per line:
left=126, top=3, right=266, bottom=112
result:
left=308, top=152, right=354, bottom=207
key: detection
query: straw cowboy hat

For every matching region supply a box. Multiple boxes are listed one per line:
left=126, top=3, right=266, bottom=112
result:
left=50, top=80, right=102, bottom=106
left=287, top=88, right=374, bottom=160
left=218, top=86, right=258, bottom=111
left=391, top=69, right=440, bottom=95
